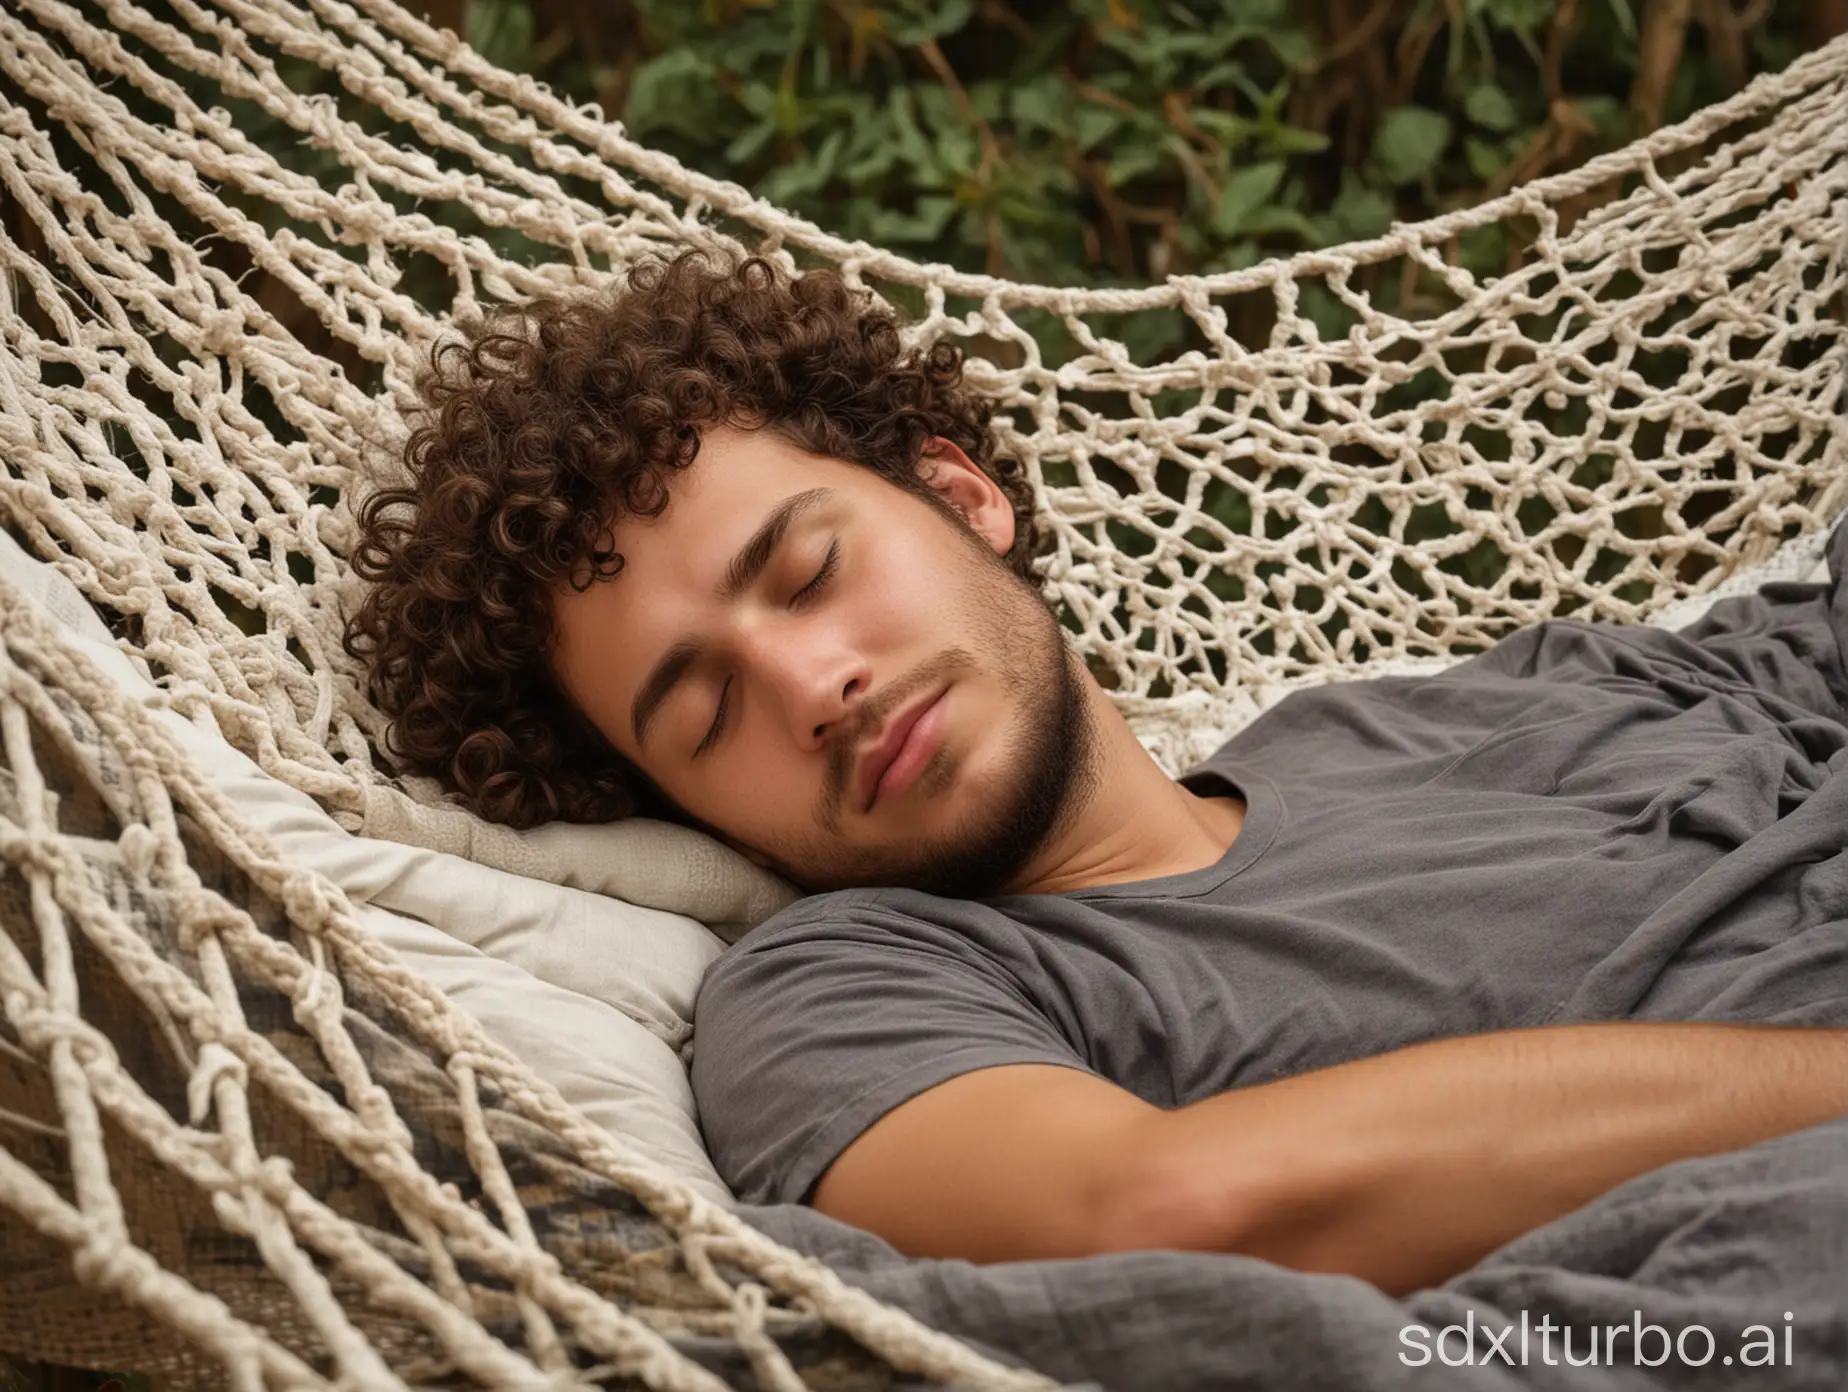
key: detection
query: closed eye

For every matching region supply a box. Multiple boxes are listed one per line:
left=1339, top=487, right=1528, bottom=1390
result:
left=694, top=674, right=731, bottom=758
left=791, top=539, right=839, bottom=608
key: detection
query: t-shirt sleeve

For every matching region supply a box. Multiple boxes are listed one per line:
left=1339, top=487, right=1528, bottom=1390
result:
left=688, top=895, right=1092, bottom=1207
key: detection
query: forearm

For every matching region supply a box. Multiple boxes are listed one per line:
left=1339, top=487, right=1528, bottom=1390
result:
left=1118, top=1023, right=1848, bottom=1293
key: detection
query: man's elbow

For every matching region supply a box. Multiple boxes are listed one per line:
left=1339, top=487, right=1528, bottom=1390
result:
left=1087, top=1119, right=1264, bottom=1256
left=1088, top=1112, right=1355, bottom=1266
left=1091, top=1118, right=1442, bottom=1292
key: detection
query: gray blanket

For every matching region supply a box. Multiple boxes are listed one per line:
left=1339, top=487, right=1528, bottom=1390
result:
left=745, top=1116, right=1846, bottom=1389
left=738, top=522, right=1848, bottom=1390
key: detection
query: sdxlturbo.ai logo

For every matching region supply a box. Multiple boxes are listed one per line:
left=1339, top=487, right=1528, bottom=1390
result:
left=1399, top=1311, right=1797, bottom=1369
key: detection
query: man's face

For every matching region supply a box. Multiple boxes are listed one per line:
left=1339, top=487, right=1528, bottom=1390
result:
left=548, top=425, right=1092, bottom=896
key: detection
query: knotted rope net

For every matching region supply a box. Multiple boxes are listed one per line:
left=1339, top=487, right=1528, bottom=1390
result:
left=0, top=0, right=1844, bottom=1382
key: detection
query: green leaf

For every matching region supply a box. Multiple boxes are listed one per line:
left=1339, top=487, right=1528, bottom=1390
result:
left=1212, top=159, right=1285, bottom=237
left=465, top=0, right=532, bottom=73
left=842, top=109, right=901, bottom=182
left=758, top=128, right=845, bottom=206
left=1105, top=143, right=1168, bottom=188
left=887, top=88, right=941, bottom=179
left=1457, top=224, right=1510, bottom=276
left=1204, top=240, right=1265, bottom=275
left=1465, top=84, right=1519, bottom=133
left=625, top=49, right=732, bottom=143
left=1239, top=205, right=1321, bottom=244
left=866, top=195, right=959, bottom=244
left=1193, top=58, right=1247, bottom=93
left=773, top=82, right=801, bottom=135
left=1192, top=107, right=1260, bottom=145
left=1010, top=75, right=1069, bottom=135
left=1073, top=104, right=1124, bottom=150
left=724, top=119, right=777, bottom=165
left=1465, top=135, right=1506, bottom=182
left=1572, top=94, right=1629, bottom=140
left=1368, top=106, right=1452, bottom=186
left=884, top=0, right=976, bottom=46
left=1483, top=0, right=1554, bottom=31
left=1327, top=171, right=1394, bottom=240
left=935, top=126, right=980, bottom=179
left=912, top=84, right=962, bottom=132
left=1118, top=306, right=1189, bottom=363
left=787, top=0, right=822, bottom=42
left=968, top=79, right=1007, bottom=124
left=1261, top=27, right=1319, bottom=71
left=1258, top=124, right=1332, bottom=156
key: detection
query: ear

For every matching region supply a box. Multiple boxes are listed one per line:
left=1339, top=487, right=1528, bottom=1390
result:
left=917, top=437, right=1016, bottom=559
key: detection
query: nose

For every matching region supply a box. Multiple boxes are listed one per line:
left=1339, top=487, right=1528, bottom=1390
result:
left=740, top=624, right=869, bottom=753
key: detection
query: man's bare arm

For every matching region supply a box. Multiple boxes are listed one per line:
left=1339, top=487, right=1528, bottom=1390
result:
left=810, top=1023, right=1848, bottom=1292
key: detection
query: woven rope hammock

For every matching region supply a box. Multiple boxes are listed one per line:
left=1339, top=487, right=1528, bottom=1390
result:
left=0, top=0, right=1844, bottom=1381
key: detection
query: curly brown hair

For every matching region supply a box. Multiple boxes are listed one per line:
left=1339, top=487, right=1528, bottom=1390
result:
left=344, top=251, right=1038, bottom=830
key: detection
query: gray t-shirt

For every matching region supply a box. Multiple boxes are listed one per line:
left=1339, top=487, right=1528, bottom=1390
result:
left=691, top=524, right=1848, bottom=1208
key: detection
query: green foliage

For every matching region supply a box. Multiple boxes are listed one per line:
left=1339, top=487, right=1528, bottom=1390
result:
left=116, top=0, right=1809, bottom=394
left=1367, top=105, right=1453, bottom=187
left=498, top=0, right=1813, bottom=329
left=465, top=0, right=534, bottom=72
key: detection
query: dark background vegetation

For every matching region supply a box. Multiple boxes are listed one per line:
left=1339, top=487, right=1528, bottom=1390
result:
left=187, top=0, right=1847, bottom=386
left=433, top=0, right=1837, bottom=299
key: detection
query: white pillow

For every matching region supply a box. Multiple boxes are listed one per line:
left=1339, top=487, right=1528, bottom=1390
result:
left=185, top=743, right=725, bottom=1052
left=357, top=785, right=798, bottom=946
left=0, top=530, right=732, bottom=1203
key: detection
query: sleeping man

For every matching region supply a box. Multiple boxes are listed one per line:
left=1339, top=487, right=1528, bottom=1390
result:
left=347, top=251, right=1848, bottom=1297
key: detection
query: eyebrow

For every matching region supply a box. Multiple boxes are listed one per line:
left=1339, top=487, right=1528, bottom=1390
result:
left=629, top=487, right=834, bottom=750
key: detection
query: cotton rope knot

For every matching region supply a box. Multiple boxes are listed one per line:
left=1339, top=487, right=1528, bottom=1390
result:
left=196, top=310, right=246, bottom=357
left=0, top=824, right=63, bottom=877
left=174, top=893, right=248, bottom=952
left=294, top=930, right=334, bottom=1022
left=279, top=866, right=339, bottom=929
left=235, top=648, right=277, bottom=684
left=734, top=1280, right=771, bottom=1332
left=71, top=1236, right=150, bottom=1294
left=225, top=1153, right=297, bottom=1198
left=14, top=1008, right=111, bottom=1066
left=117, top=823, right=159, bottom=877
left=186, top=1041, right=248, bottom=1126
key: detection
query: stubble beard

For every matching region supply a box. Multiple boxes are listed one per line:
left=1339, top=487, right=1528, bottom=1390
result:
left=778, top=560, right=1098, bottom=899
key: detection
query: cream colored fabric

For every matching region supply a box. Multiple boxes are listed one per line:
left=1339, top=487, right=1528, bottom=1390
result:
left=358, top=787, right=799, bottom=945
left=0, top=528, right=733, bottom=1201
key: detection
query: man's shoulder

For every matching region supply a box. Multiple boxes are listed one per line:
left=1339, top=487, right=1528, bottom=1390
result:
left=698, top=885, right=1056, bottom=1013
left=693, top=884, right=1053, bottom=1053
left=733, top=883, right=1030, bottom=951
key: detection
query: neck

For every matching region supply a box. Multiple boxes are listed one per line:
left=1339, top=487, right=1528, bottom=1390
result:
left=1002, top=672, right=1245, bottom=896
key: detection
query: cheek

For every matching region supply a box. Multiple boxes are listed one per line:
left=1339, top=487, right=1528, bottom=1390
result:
left=858, top=524, right=965, bottom=632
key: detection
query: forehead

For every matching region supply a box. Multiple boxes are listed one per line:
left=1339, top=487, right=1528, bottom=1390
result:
left=606, top=425, right=856, bottom=578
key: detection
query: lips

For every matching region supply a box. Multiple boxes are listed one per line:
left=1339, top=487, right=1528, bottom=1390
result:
left=856, top=689, right=945, bottom=813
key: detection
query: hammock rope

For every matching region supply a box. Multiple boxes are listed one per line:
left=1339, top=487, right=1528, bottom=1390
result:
left=0, top=574, right=1058, bottom=1386
left=0, top=0, right=1845, bottom=1382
